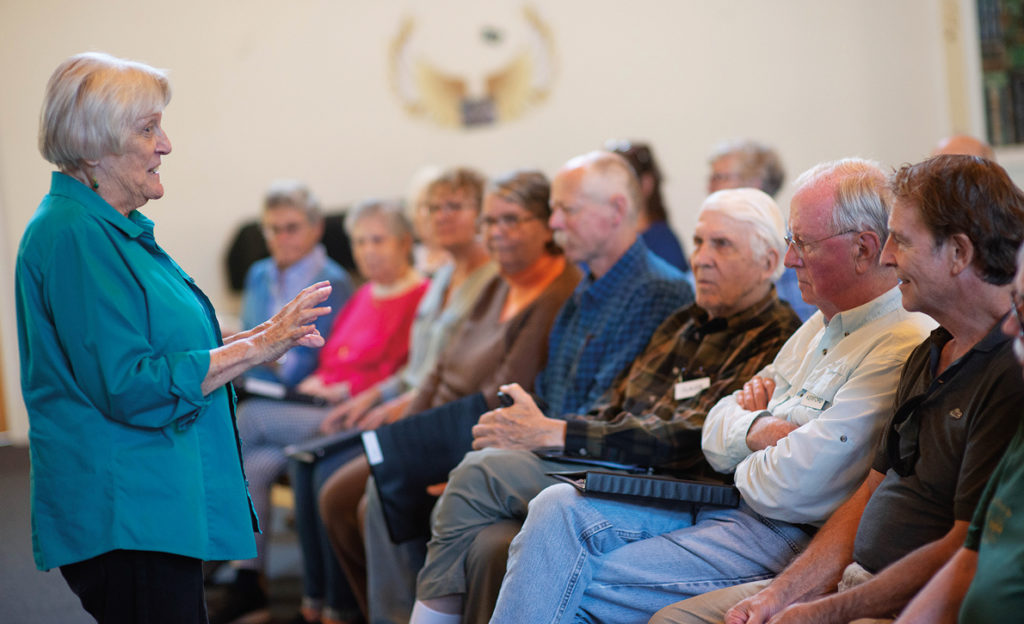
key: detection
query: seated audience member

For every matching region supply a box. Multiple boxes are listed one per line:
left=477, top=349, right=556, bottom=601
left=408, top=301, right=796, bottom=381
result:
left=931, top=133, right=995, bottom=160
left=487, top=158, right=936, bottom=624
left=318, top=169, right=581, bottom=620
left=320, top=168, right=497, bottom=435
left=210, top=200, right=429, bottom=624
left=607, top=139, right=690, bottom=274
left=407, top=187, right=797, bottom=624
left=708, top=138, right=815, bottom=321
left=239, top=180, right=353, bottom=388
left=651, top=154, right=1024, bottom=624
left=896, top=253, right=1024, bottom=624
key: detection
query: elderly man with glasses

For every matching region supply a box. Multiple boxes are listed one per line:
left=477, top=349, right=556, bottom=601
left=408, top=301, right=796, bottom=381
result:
left=488, top=158, right=937, bottom=624
left=648, top=154, right=1024, bottom=624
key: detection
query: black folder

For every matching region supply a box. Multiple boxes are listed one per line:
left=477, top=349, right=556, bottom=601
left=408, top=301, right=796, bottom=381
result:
left=363, top=392, right=489, bottom=543
left=549, top=470, right=740, bottom=508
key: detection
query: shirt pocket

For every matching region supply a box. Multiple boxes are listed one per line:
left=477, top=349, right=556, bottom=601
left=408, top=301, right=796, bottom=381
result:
left=788, top=364, right=847, bottom=426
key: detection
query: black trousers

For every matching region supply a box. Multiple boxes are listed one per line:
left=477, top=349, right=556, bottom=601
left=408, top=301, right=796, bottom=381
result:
left=60, top=550, right=207, bottom=624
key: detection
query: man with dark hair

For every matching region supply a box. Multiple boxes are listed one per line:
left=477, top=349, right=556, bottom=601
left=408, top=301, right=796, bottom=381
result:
left=897, top=246, right=1024, bottom=624
left=653, top=154, right=1024, bottom=624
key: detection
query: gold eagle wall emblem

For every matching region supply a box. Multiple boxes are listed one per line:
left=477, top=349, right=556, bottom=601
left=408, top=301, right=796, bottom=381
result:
left=389, top=4, right=556, bottom=128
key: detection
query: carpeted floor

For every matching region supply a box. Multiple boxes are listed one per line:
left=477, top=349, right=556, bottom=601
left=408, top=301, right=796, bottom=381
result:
left=0, top=444, right=92, bottom=623
left=0, top=444, right=306, bottom=623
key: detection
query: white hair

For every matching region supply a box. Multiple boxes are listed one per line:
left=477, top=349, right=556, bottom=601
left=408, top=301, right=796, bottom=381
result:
left=699, top=188, right=787, bottom=280
left=39, top=52, right=171, bottom=168
left=791, top=158, right=892, bottom=245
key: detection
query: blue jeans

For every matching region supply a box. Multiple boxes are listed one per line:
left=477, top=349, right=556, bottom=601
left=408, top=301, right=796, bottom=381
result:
left=289, top=444, right=363, bottom=618
left=490, top=483, right=811, bottom=624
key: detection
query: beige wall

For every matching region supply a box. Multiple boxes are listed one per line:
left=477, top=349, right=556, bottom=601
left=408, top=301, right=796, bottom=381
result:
left=0, top=0, right=982, bottom=441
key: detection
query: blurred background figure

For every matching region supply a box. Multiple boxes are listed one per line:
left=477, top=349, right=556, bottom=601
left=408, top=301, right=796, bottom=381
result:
left=931, top=133, right=996, bottom=160
left=707, top=138, right=786, bottom=196
left=707, top=138, right=816, bottom=321
left=407, top=166, right=451, bottom=277
left=606, top=140, right=690, bottom=275
left=239, top=180, right=353, bottom=389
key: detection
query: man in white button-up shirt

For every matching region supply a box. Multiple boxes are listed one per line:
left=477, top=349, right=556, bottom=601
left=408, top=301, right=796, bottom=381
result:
left=487, top=159, right=935, bottom=624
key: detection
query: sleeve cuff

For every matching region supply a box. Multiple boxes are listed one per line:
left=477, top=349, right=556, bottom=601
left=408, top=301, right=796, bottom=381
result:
left=377, top=375, right=405, bottom=402
left=725, top=409, right=768, bottom=463
left=564, top=419, right=602, bottom=458
left=169, top=350, right=214, bottom=405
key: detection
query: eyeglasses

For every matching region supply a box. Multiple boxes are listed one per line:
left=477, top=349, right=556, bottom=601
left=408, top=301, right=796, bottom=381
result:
left=785, top=230, right=857, bottom=257
left=708, top=171, right=745, bottom=185
left=262, top=222, right=308, bottom=237
left=427, top=200, right=475, bottom=215
left=478, top=213, right=538, bottom=230
left=1012, top=289, right=1024, bottom=336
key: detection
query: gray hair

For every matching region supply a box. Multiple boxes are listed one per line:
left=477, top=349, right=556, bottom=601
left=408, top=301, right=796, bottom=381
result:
left=345, top=199, right=414, bottom=241
left=699, top=188, right=788, bottom=281
left=263, top=180, right=322, bottom=223
left=39, top=52, right=171, bottom=169
left=708, top=139, right=786, bottom=198
left=792, top=158, right=892, bottom=248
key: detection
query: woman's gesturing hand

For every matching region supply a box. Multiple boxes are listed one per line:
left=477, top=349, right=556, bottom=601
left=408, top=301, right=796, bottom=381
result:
left=252, top=281, right=333, bottom=362
left=204, top=282, right=332, bottom=395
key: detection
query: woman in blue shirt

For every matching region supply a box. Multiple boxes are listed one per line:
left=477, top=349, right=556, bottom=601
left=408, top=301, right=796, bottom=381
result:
left=16, top=51, right=333, bottom=624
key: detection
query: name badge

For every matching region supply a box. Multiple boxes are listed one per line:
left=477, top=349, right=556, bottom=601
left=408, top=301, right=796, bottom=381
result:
left=800, top=393, right=827, bottom=410
left=675, top=377, right=711, bottom=400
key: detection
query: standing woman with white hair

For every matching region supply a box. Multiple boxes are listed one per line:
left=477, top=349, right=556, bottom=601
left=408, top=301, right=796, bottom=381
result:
left=16, top=52, right=332, bottom=623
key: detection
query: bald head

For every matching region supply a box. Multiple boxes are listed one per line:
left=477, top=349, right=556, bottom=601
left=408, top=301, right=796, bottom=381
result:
left=559, top=150, right=643, bottom=221
left=549, top=150, right=642, bottom=277
left=931, top=134, right=995, bottom=161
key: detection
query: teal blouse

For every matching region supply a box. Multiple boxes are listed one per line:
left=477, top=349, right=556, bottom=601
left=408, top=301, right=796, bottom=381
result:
left=16, top=172, right=257, bottom=570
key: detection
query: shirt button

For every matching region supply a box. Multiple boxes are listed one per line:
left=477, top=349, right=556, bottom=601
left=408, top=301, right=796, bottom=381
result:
left=822, top=349, right=828, bottom=356
left=578, top=448, right=588, bottom=456
left=840, top=435, right=848, bottom=443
